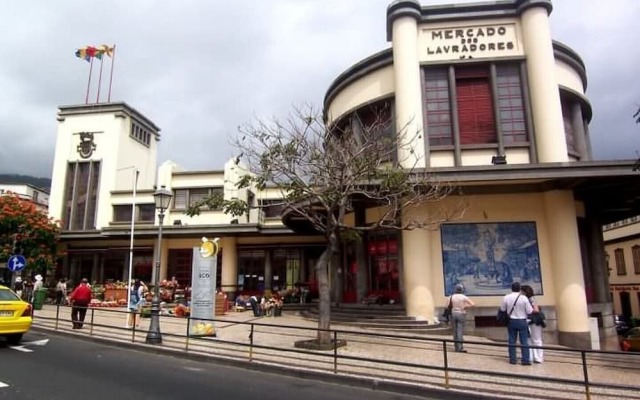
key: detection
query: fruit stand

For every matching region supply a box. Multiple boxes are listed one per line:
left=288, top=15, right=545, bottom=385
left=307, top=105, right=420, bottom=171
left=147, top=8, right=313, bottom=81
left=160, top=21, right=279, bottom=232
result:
left=100, top=281, right=129, bottom=302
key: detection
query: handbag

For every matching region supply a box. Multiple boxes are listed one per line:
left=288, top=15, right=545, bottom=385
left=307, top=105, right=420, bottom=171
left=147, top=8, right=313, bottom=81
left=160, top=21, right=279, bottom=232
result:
left=442, top=295, right=453, bottom=322
left=496, top=294, right=521, bottom=326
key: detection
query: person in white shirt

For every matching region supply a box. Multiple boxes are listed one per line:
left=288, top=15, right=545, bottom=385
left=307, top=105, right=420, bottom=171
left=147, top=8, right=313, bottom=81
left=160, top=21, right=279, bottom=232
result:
left=500, top=282, right=533, bottom=365
left=449, top=283, right=475, bottom=353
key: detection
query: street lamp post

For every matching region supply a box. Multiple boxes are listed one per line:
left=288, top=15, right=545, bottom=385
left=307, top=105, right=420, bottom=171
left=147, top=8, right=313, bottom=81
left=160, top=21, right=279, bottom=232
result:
left=146, top=186, right=172, bottom=344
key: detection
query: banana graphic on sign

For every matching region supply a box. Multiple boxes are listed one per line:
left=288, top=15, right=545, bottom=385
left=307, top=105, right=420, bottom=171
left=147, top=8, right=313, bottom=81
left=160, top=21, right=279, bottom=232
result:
left=199, top=237, right=219, bottom=258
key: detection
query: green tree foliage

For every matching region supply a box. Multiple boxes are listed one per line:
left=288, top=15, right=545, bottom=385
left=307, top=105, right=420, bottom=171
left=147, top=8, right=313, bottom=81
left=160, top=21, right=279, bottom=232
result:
left=187, top=105, right=461, bottom=345
left=0, top=194, right=61, bottom=274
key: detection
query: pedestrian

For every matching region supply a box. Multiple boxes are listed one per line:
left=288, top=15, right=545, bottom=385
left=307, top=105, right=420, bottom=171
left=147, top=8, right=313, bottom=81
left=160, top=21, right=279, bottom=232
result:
left=69, top=278, right=93, bottom=329
left=55, top=278, right=67, bottom=305
left=126, top=279, right=145, bottom=328
left=500, top=282, right=533, bottom=365
left=31, top=274, right=44, bottom=302
left=449, top=283, right=475, bottom=353
left=249, top=295, right=260, bottom=317
left=522, top=285, right=545, bottom=363
left=13, top=277, right=24, bottom=299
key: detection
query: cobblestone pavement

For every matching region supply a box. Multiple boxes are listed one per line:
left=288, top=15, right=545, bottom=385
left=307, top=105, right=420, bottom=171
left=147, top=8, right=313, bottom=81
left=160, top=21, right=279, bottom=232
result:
left=31, top=305, right=640, bottom=400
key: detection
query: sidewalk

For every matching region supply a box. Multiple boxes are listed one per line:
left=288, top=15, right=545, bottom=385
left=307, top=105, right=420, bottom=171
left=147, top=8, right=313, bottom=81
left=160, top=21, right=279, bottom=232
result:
left=32, top=305, right=640, bottom=400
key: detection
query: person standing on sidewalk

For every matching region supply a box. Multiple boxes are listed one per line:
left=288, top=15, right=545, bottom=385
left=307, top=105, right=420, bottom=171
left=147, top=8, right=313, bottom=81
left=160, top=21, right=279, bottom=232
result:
left=69, top=278, right=93, bottom=329
left=500, top=282, right=533, bottom=365
left=55, top=278, right=67, bottom=305
left=450, top=283, right=475, bottom=353
left=126, top=279, right=145, bottom=328
left=522, top=284, right=545, bottom=363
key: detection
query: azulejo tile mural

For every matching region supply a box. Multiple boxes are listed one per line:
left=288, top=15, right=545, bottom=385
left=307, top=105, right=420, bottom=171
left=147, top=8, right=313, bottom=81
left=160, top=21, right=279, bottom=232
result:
left=441, top=222, right=543, bottom=296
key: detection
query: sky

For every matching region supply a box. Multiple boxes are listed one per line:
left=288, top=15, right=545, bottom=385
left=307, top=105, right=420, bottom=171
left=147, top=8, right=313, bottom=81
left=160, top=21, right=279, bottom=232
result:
left=0, top=0, right=638, bottom=178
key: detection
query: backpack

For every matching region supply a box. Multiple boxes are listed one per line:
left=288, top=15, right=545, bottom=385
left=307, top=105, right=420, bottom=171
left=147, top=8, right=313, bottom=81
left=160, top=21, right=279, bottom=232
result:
left=131, top=286, right=141, bottom=303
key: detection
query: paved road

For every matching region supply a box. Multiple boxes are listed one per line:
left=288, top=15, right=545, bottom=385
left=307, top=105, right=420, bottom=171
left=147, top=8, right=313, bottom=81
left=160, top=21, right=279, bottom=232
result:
left=0, top=332, right=471, bottom=400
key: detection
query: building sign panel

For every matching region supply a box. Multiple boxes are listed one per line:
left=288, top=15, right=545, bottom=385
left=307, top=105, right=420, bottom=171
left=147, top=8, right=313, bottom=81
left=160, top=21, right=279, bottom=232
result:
left=420, top=23, right=521, bottom=62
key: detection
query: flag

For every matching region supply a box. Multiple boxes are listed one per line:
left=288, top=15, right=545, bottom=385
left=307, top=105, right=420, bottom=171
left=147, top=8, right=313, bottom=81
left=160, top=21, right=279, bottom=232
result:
left=75, top=47, right=90, bottom=62
left=99, top=44, right=114, bottom=58
left=75, top=45, right=114, bottom=62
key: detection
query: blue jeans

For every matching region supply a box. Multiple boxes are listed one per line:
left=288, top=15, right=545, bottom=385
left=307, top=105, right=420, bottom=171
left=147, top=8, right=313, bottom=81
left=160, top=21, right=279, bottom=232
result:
left=452, top=312, right=466, bottom=351
left=508, top=318, right=530, bottom=364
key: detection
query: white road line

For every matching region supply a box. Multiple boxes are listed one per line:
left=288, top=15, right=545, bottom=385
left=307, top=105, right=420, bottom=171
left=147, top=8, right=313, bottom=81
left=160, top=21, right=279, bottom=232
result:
left=8, top=346, right=33, bottom=353
left=0, top=381, right=8, bottom=388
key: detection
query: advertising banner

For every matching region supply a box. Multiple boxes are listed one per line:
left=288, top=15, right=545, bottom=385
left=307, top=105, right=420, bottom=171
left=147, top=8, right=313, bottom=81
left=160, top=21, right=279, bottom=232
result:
left=189, top=237, right=219, bottom=336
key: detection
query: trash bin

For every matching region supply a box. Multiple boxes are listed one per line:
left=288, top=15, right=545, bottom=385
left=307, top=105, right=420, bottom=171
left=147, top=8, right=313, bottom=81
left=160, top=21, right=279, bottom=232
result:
left=32, top=289, right=47, bottom=310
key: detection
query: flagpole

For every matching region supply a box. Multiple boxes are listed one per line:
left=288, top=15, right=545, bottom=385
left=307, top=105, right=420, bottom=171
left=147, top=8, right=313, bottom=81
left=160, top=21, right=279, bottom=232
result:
left=107, top=44, right=117, bottom=103
left=126, top=168, right=139, bottom=311
left=96, top=56, right=105, bottom=104
left=85, top=57, right=94, bottom=105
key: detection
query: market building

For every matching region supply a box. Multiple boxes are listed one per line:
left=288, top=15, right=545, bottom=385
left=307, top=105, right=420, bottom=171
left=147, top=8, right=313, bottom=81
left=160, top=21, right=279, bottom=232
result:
left=46, top=0, right=639, bottom=349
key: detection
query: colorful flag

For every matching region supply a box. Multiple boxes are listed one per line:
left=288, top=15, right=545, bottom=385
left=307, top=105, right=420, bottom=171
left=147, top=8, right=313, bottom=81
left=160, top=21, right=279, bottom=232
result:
left=99, top=44, right=114, bottom=58
left=75, top=47, right=90, bottom=62
left=75, top=45, right=114, bottom=62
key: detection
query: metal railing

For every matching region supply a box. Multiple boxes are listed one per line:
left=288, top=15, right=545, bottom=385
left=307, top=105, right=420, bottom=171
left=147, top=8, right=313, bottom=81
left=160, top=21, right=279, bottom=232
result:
left=33, top=305, right=640, bottom=400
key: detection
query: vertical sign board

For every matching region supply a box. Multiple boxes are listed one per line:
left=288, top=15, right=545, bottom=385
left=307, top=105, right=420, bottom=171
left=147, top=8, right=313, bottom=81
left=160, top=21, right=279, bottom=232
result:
left=189, top=238, right=218, bottom=336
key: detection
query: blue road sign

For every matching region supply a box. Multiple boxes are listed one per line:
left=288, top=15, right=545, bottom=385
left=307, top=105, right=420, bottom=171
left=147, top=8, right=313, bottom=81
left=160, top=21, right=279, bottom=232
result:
left=7, top=255, right=26, bottom=272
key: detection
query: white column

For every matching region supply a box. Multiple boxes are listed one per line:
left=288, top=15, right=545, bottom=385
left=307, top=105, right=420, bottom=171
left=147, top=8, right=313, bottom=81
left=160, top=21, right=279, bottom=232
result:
left=521, top=6, right=568, bottom=162
left=544, top=191, right=590, bottom=343
left=392, top=12, right=426, bottom=168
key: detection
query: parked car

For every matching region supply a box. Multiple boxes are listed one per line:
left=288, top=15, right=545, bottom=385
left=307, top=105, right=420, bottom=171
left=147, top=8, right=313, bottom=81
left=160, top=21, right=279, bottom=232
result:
left=615, top=314, right=631, bottom=336
left=0, top=284, right=33, bottom=345
left=620, top=327, right=640, bottom=352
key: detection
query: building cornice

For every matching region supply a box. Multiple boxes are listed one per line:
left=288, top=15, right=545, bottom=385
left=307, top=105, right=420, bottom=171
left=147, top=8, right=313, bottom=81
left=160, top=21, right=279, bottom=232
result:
left=386, top=0, right=552, bottom=41
left=57, top=102, right=161, bottom=135
left=323, top=48, right=393, bottom=116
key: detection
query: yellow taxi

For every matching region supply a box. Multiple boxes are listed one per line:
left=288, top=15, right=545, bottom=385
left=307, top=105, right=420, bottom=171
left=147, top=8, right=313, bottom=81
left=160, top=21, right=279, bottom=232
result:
left=0, top=284, right=33, bottom=345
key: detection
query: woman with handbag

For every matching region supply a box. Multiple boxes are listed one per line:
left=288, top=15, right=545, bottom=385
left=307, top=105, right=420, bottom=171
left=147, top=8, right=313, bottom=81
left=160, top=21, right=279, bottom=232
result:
left=522, top=285, right=544, bottom=363
left=450, top=284, right=475, bottom=353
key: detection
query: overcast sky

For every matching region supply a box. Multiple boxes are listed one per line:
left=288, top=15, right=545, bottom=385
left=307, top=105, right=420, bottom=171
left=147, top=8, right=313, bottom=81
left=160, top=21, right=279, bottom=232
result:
left=1, top=0, right=638, bottom=178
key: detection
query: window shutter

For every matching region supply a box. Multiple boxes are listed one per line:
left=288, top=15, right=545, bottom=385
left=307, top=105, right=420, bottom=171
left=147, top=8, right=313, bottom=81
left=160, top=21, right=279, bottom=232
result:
left=174, top=189, right=187, bottom=209
left=456, top=78, right=496, bottom=145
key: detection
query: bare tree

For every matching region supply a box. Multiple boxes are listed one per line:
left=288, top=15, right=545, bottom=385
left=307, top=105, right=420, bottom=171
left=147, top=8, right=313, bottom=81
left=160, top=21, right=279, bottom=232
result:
left=187, top=104, right=462, bottom=346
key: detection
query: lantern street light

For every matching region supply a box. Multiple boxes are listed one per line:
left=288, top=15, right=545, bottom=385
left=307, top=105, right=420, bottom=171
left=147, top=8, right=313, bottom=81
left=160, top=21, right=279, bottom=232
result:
left=146, top=185, right=172, bottom=344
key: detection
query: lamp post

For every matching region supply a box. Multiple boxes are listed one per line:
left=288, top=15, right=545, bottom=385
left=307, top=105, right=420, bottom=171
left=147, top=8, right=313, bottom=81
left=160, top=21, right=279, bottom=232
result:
left=146, top=185, right=172, bottom=344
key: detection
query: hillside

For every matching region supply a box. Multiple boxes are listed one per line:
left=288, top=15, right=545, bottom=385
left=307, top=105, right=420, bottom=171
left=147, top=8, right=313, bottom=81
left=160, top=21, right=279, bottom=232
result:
left=0, top=174, right=51, bottom=191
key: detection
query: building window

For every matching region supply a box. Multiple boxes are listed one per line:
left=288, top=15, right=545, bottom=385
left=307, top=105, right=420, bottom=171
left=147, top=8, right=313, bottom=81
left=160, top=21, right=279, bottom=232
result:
left=456, top=65, right=496, bottom=145
left=496, top=64, right=527, bottom=144
left=615, top=248, right=626, bottom=276
left=425, top=68, right=452, bottom=146
left=633, top=245, right=640, bottom=275
left=130, top=120, right=152, bottom=146
left=172, top=188, right=223, bottom=210
left=561, top=98, right=576, bottom=153
left=423, top=62, right=527, bottom=148
left=259, top=199, right=285, bottom=218
left=112, top=204, right=156, bottom=223
left=63, top=161, right=100, bottom=231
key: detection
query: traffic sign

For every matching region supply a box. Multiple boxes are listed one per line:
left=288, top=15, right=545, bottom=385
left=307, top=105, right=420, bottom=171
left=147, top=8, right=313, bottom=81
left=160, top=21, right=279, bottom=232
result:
left=7, top=255, right=26, bottom=272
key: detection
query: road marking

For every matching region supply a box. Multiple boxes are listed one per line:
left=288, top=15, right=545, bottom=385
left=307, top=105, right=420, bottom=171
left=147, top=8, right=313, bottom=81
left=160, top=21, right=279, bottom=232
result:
left=22, top=339, right=49, bottom=347
left=8, top=346, right=33, bottom=353
left=8, top=338, right=49, bottom=353
left=0, top=381, right=8, bottom=388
